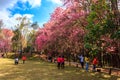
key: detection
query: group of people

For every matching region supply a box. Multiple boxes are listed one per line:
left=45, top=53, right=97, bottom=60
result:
left=14, top=53, right=98, bottom=72
left=56, top=54, right=98, bottom=71
left=15, top=55, right=27, bottom=65
left=57, top=56, right=65, bottom=69
left=78, top=55, right=98, bottom=72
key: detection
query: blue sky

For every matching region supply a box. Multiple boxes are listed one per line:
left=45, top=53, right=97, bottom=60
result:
left=0, top=0, right=63, bottom=28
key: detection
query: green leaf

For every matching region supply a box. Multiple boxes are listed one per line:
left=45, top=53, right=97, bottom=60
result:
left=84, top=43, right=92, bottom=49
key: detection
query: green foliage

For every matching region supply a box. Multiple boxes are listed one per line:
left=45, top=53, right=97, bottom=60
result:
left=12, top=16, right=32, bottom=52
left=27, top=30, right=36, bottom=46
left=23, top=46, right=34, bottom=53
left=85, top=0, right=120, bottom=56
left=111, top=30, right=120, bottom=39
left=12, top=29, right=22, bottom=51
left=89, top=49, right=99, bottom=55
left=87, top=11, right=97, bottom=24
left=84, top=43, right=92, bottom=49
left=84, top=0, right=110, bottom=54
left=12, top=29, right=21, bottom=41
left=103, top=18, right=115, bottom=33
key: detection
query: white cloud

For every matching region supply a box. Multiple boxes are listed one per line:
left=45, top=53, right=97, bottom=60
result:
left=47, top=0, right=63, bottom=5
left=1, top=13, right=34, bottom=29
left=0, top=10, right=10, bottom=20
left=0, top=0, right=41, bottom=10
left=22, top=0, right=41, bottom=8
left=0, top=0, right=41, bottom=29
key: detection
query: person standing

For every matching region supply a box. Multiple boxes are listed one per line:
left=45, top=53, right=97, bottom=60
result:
left=85, top=56, right=89, bottom=71
left=15, top=57, right=19, bottom=65
left=22, top=55, right=27, bottom=64
left=78, top=54, right=84, bottom=69
left=57, top=56, right=61, bottom=69
left=92, top=57, right=98, bottom=71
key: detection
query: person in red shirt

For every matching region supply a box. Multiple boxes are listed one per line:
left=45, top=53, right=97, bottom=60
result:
left=22, top=55, right=27, bottom=64
left=92, top=57, right=98, bottom=71
left=61, top=56, right=65, bottom=69
left=57, top=56, right=61, bottom=69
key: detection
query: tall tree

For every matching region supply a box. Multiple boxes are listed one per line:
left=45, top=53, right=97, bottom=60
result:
left=35, top=0, right=88, bottom=56
left=84, top=0, right=120, bottom=67
left=0, top=29, right=14, bottom=57
left=12, top=16, right=31, bottom=57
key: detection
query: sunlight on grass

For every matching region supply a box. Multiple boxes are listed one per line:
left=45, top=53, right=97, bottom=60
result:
left=43, top=73, right=48, bottom=76
left=102, top=74, right=111, bottom=79
left=58, top=73, right=63, bottom=75
left=13, top=77, right=26, bottom=80
left=81, top=69, right=85, bottom=72
left=0, top=58, right=13, bottom=64
left=0, top=58, right=119, bottom=80
left=0, top=73, right=11, bottom=77
left=90, top=73, right=96, bottom=76
left=65, top=70, right=72, bottom=73
left=75, top=72, right=81, bottom=74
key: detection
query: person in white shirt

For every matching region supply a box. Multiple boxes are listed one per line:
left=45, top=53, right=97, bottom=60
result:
left=15, top=57, right=19, bottom=64
left=78, top=54, right=84, bottom=68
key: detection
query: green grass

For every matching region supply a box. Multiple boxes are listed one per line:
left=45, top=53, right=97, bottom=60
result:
left=0, top=58, right=120, bottom=80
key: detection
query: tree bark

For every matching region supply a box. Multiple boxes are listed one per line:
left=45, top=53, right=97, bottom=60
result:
left=110, top=0, right=120, bottom=26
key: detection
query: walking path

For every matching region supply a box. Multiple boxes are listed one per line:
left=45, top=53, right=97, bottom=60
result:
left=36, top=54, right=120, bottom=77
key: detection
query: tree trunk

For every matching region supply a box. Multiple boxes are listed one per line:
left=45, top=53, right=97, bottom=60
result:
left=110, top=0, right=120, bottom=26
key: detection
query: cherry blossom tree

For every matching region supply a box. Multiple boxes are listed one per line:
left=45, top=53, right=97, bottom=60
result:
left=0, top=29, right=14, bottom=56
left=35, top=0, right=88, bottom=57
